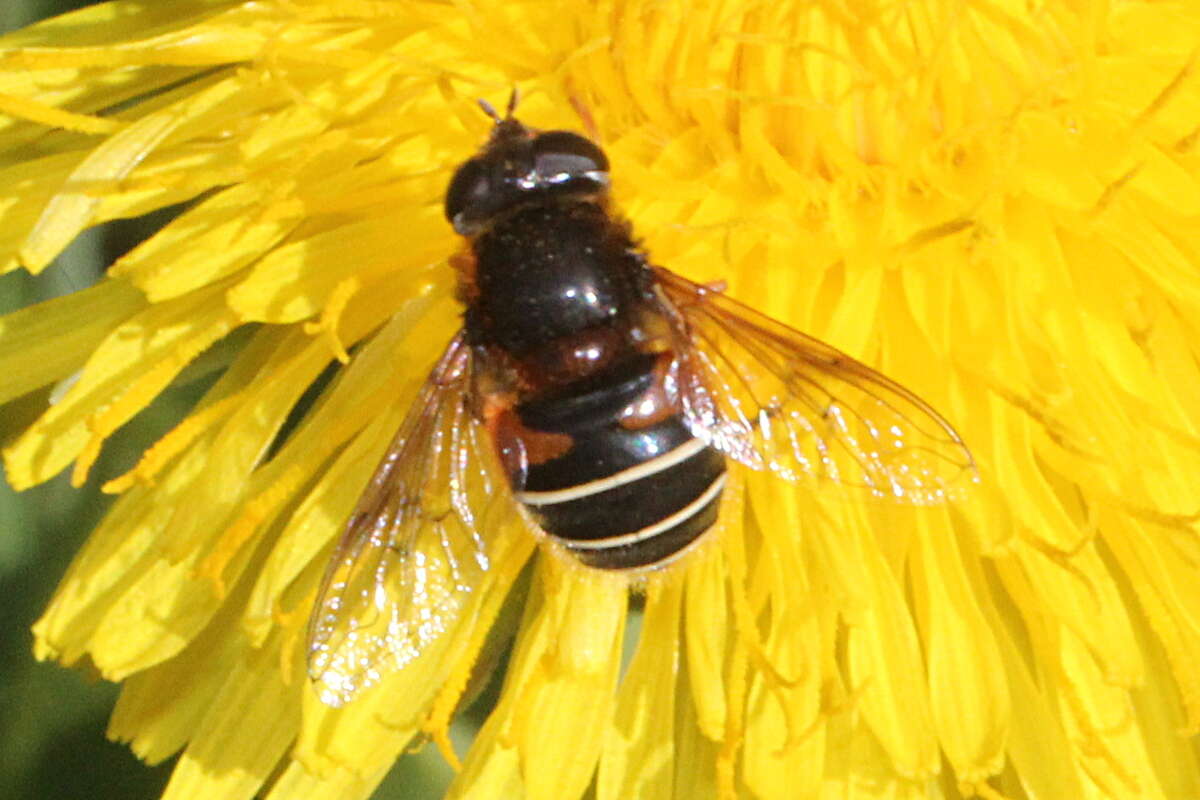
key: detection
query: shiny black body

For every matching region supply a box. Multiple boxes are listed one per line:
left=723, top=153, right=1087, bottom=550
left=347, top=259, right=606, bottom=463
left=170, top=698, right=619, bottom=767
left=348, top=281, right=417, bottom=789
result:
left=450, top=112, right=726, bottom=569
left=515, top=353, right=725, bottom=569
left=464, top=201, right=651, bottom=357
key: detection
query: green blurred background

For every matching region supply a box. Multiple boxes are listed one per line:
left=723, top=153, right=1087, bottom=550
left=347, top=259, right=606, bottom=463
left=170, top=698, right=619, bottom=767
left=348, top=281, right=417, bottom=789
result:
left=0, top=3, right=469, bottom=797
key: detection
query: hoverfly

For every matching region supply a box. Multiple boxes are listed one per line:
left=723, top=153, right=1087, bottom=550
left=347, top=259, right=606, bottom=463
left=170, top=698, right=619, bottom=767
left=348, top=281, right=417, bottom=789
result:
left=307, top=95, right=975, bottom=705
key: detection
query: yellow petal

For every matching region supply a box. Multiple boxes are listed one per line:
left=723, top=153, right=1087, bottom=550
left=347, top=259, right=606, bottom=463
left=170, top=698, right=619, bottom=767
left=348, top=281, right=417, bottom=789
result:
left=111, top=182, right=300, bottom=301
left=684, top=540, right=729, bottom=741
left=0, top=276, right=144, bottom=405
left=108, top=595, right=245, bottom=764
left=844, top=512, right=938, bottom=779
left=991, top=605, right=1086, bottom=799
left=157, top=629, right=299, bottom=800
left=3, top=279, right=237, bottom=489
left=264, top=761, right=390, bottom=800
left=19, top=76, right=247, bottom=270
left=598, top=573, right=684, bottom=800
left=739, top=480, right=828, bottom=800
left=451, top=556, right=625, bottom=800
left=910, top=514, right=1009, bottom=782
left=226, top=212, right=446, bottom=324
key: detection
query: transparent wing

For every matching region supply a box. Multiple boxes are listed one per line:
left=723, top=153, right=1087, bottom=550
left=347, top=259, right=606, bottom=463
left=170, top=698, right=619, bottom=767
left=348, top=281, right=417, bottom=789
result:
left=307, top=333, right=507, bottom=706
left=652, top=267, right=976, bottom=503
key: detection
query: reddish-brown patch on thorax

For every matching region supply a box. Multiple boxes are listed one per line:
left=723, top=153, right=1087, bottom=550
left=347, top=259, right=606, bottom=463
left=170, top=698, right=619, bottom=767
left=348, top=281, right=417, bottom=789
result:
left=517, top=324, right=628, bottom=388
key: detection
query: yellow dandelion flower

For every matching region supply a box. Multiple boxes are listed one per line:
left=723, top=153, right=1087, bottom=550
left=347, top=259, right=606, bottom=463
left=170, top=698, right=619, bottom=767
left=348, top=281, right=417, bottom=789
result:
left=4, top=1, right=1200, bottom=799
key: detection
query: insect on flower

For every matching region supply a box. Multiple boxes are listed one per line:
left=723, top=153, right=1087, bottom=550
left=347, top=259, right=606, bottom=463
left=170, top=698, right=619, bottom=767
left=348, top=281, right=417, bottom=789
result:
left=306, top=94, right=977, bottom=705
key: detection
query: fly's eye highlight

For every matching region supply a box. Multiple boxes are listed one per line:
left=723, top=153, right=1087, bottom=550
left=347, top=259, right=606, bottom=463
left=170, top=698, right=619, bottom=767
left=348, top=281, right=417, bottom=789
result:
left=445, top=157, right=490, bottom=229
left=532, top=131, right=609, bottom=183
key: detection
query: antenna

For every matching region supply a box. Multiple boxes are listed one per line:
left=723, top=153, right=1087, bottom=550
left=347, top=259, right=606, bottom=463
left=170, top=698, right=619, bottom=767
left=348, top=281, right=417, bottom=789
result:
left=476, top=98, right=501, bottom=123
left=477, top=88, right=520, bottom=124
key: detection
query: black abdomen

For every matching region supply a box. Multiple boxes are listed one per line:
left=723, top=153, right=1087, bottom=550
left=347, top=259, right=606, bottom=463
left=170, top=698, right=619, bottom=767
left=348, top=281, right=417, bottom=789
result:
left=514, top=355, right=726, bottom=569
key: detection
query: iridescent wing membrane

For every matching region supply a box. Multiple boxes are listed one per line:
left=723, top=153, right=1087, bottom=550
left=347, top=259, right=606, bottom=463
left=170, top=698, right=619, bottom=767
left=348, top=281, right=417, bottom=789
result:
left=653, top=268, right=976, bottom=504
left=307, top=334, right=505, bottom=706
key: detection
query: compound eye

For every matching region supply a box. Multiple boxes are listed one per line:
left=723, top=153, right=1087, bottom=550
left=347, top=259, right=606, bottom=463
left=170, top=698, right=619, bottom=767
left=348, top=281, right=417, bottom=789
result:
left=532, top=131, right=609, bottom=184
left=444, top=157, right=490, bottom=231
